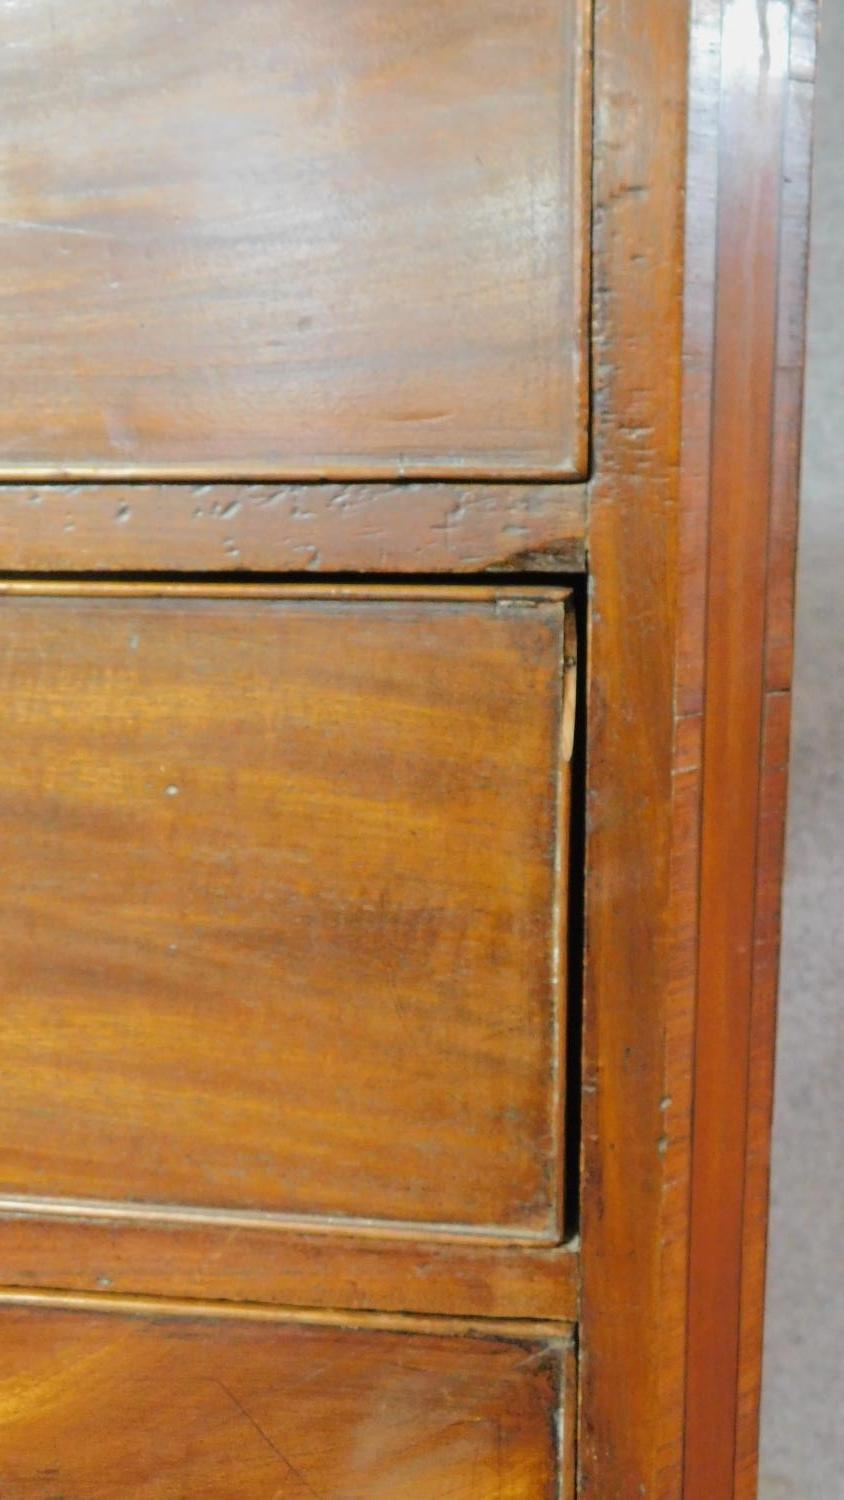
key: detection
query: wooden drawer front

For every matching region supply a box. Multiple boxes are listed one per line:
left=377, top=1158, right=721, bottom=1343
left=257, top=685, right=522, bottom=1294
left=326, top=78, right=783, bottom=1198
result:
left=0, top=1301, right=573, bottom=1498
left=2, top=1, right=589, bottom=481
left=0, top=586, right=571, bottom=1242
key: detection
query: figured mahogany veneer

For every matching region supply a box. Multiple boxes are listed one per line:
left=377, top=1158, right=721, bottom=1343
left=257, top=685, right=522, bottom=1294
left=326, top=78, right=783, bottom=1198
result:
left=0, top=584, right=572, bottom=1243
left=0, top=1297, right=575, bottom=1499
left=0, top=0, right=589, bottom=480
left=0, top=0, right=818, bottom=1495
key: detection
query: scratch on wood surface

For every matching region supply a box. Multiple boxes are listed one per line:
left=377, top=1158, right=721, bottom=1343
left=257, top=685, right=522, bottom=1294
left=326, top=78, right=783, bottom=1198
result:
left=216, top=1381, right=324, bottom=1497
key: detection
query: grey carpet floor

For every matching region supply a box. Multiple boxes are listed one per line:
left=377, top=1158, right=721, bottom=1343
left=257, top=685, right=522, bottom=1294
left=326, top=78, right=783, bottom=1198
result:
left=758, top=4, right=844, bottom=1496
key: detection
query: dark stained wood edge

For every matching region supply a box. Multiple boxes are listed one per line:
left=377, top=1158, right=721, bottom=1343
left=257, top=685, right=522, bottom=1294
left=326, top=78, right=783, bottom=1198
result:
left=685, top=4, right=817, bottom=1499
left=0, top=482, right=587, bottom=574
left=580, top=1, right=692, bottom=1496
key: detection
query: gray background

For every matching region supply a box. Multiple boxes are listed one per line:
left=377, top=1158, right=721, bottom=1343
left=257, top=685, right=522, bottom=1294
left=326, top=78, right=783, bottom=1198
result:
left=758, top=3, right=844, bottom=1495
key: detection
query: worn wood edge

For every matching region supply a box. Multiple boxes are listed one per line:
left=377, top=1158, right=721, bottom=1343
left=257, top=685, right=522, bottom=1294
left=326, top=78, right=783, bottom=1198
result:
left=562, top=1336, right=580, bottom=1500
left=0, top=579, right=573, bottom=604
left=674, top=4, right=724, bottom=1496
left=678, top=0, right=721, bottom=721
left=0, top=454, right=591, bottom=483
left=0, top=3, right=593, bottom=568
left=0, top=1194, right=563, bottom=1251
left=0, top=1222, right=578, bottom=1324
left=0, top=1220, right=581, bottom=1324
left=550, top=603, right=578, bottom=1238
left=658, top=5, right=729, bottom=1496
left=0, top=1218, right=581, bottom=1326
left=0, top=1287, right=576, bottom=1343
left=0, top=483, right=588, bottom=574
left=580, top=0, right=691, bottom=1495
left=570, top=0, right=595, bottom=479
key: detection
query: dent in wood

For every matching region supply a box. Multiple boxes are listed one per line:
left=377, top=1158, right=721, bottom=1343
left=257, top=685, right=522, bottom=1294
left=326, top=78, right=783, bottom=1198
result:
left=0, top=483, right=587, bottom=574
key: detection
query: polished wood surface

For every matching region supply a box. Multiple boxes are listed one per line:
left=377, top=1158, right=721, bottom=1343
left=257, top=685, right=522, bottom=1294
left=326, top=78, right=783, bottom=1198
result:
left=0, top=1211, right=579, bottom=1324
left=689, top=9, right=791, bottom=1477
left=685, top=4, right=818, bottom=1497
left=0, top=2, right=817, bottom=1495
left=0, top=481, right=588, bottom=574
left=578, top=3, right=816, bottom=1494
left=1, top=0, right=589, bottom=480
left=0, top=585, right=571, bottom=1241
left=0, top=1297, right=574, bottom=1498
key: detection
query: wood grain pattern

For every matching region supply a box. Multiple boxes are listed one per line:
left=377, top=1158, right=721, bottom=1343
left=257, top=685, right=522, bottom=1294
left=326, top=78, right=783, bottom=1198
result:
left=674, top=7, right=729, bottom=1498
left=0, top=1296, right=574, bottom=1498
left=0, top=584, right=571, bottom=1242
left=0, top=1, right=817, bottom=1491
left=580, top=1, right=692, bottom=1495
left=0, top=0, right=590, bottom=480
left=0, top=1210, right=579, bottom=1323
left=0, top=481, right=588, bottom=574
left=580, top=3, right=815, bottom=1494
left=685, top=4, right=816, bottom=1496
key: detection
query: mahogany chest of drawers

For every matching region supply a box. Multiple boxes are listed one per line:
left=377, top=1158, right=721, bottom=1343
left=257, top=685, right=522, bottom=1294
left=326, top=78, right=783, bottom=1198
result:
left=0, top=3, right=816, bottom=1496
